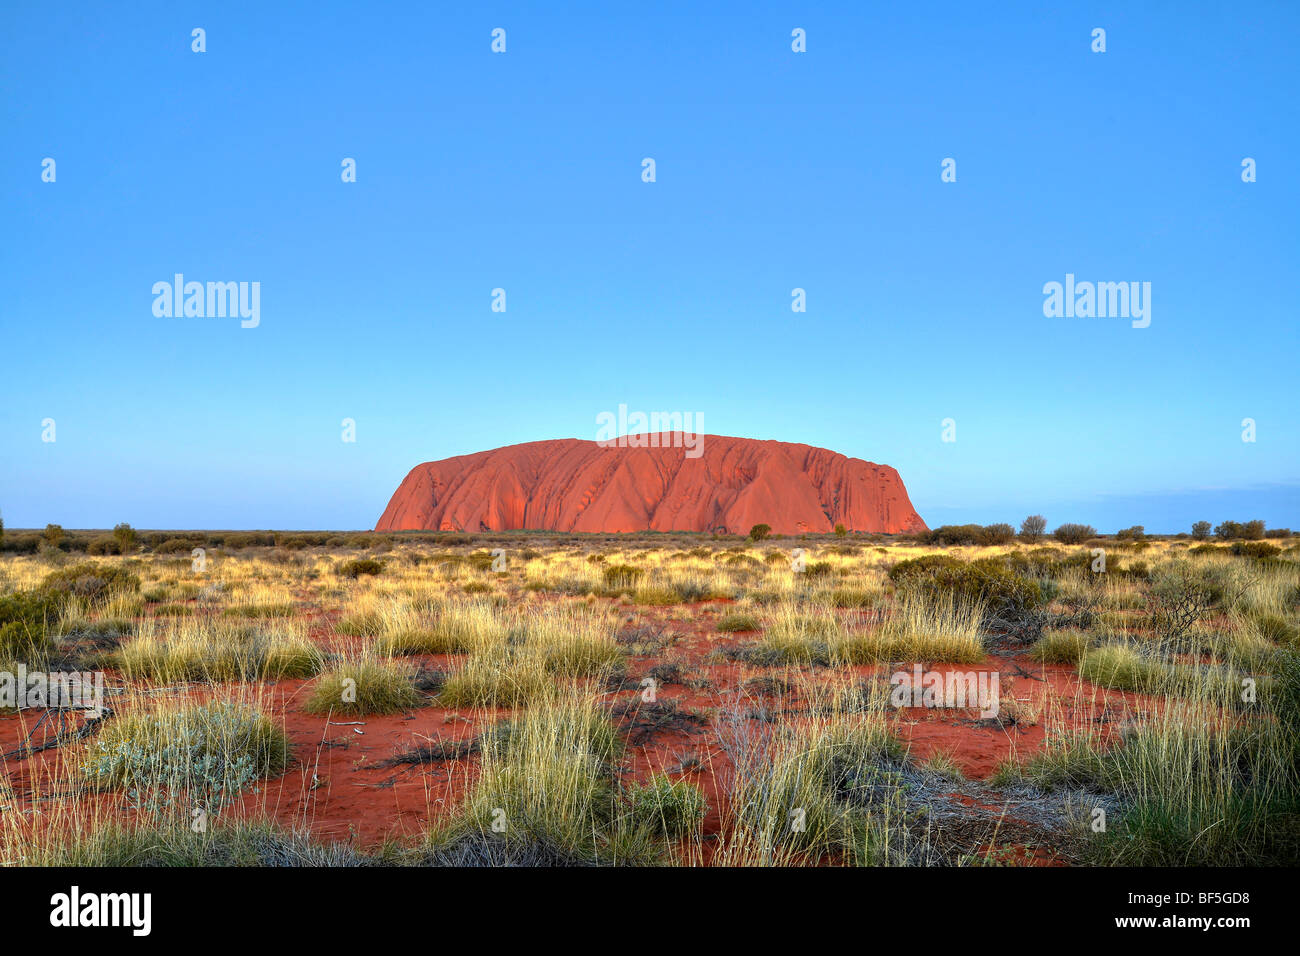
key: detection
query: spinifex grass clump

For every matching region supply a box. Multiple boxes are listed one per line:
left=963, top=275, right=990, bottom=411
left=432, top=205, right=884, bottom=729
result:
left=822, top=586, right=878, bottom=609
left=307, top=652, right=423, bottom=715
left=81, top=697, right=290, bottom=816
left=529, top=604, right=624, bottom=676
left=379, top=601, right=483, bottom=653
left=749, top=603, right=844, bottom=665
left=342, top=595, right=499, bottom=655
left=835, top=589, right=986, bottom=664
left=221, top=603, right=296, bottom=619
left=626, top=774, right=708, bottom=838
left=429, top=687, right=656, bottom=864
left=716, top=611, right=760, bottom=632
left=714, top=693, right=911, bottom=865
left=1030, top=627, right=1094, bottom=664
left=1001, top=656, right=1300, bottom=866
left=632, top=566, right=734, bottom=604
left=1092, top=702, right=1298, bottom=865
left=17, top=819, right=369, bottom=868
left=601, top=563, right=644, bottom=593
left=436, top=650, right=559, bottom=708
left=1078, top=643, right=1242, bottom=704
left=437, top=604, right=623, bottom=706
left=996, top=722, right=1112, bottom=791
left=523, top=556, right=605, bottom=596
left=117, top=618, right=323, bottom=682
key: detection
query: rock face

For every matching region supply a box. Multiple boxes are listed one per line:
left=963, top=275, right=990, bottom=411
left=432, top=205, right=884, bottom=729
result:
left=376, top=435, right=927, bottom=535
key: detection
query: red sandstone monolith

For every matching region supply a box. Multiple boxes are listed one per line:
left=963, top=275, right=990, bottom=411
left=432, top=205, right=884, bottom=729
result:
left=375, top=435, right=928, bottom=535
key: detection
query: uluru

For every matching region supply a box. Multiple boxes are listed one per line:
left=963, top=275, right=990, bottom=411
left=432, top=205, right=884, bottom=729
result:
left=375, top=435, right=928, bottom=535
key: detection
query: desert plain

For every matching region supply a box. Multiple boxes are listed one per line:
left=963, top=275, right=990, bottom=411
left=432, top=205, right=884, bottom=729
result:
left=1, top=522, right=1296, bottom=867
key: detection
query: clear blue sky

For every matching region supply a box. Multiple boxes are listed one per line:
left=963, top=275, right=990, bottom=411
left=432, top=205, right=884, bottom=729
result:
left=2, top=2, right=1297, bottom=532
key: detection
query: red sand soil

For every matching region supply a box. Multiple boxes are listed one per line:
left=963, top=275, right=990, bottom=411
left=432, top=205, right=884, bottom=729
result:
left=0, top=595, right=1154, bottom=862
left=375, top=435, right=928, bottom=536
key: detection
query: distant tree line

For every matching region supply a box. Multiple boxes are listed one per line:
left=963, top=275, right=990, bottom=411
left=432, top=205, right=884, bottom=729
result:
left=916, top=515, right=1291, bottom=546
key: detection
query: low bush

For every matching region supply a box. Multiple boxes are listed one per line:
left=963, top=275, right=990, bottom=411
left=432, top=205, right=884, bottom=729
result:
left=339, top=558, right=384, bottom=578
left=154, top=537, right=204, bottom=554
left=980, top=523, right=1016, bottom=545
left=888, top=555, right=1043, bottom=622
left=1231, top=541, right=1281, bottom=560
left=81, top=699, right=290, bottom=814
left=40, top=562, right=140, bottom=605
left=0, top=590, right=59, bottom=661
left=1053, top=524, right=1097, bottom=545
left=86, top=536, right=121, bottom=556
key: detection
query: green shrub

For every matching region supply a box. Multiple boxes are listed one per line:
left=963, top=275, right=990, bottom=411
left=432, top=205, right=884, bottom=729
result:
left=924, top=522, right=1015, bottom=546
left=113, top=523, right=137, bottom=553
left=1215, top=520, right=1266, bottom=541
left=888, top=555, right=1043, bottom=620
left=886, top=553, right=962, bottom=580
left=0, top=590, right=58, bottom=661
left=275, top=532, right=333, bottom=549
left=1053, top=523, right=1097, bottom=544
left=925, top=524, right=985, bottom=546
left=86, top=536, right=121, bottom=555
left=221, top=532, right=276, bottom=549
left=40, top=562, right=140, bottom=605
left=980, top=523, right=1016, bottom=545
left=339, top=558, right=384, bottom=578
left=2, top=534, right=40, bottom=554
left=1231, top=541, right=1281, bottom=560
left=748, top=524, right=772, bottom=542
left=154, top=537, right=203, bottom=554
